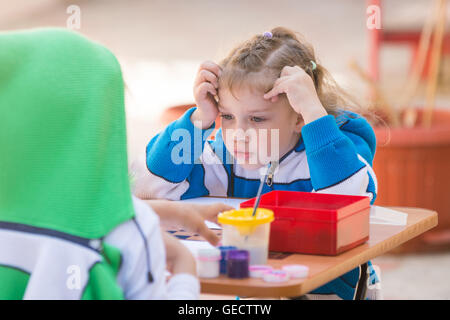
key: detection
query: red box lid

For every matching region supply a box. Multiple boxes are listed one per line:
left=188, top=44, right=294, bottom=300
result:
left=239, top=190, right=370, bottom=222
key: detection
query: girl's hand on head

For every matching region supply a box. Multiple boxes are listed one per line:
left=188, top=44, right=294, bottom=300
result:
left=191, top=61, right=222, bottom=129
left=263, top=65, right=328, bottom=124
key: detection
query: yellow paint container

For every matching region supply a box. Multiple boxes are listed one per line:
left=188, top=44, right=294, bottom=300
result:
left=218, top=208, right=274, bottom=265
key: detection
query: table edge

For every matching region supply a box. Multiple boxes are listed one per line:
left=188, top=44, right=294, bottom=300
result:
left=200, top=207, right=438, bottom=297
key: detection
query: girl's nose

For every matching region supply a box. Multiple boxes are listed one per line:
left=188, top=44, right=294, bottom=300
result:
left=232, top=128, right=250, bottom=143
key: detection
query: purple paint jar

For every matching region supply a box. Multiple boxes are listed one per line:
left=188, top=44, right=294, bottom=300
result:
left=218, top=246, right=237, bottom=274
left=226, top=250, right=249, bottom=279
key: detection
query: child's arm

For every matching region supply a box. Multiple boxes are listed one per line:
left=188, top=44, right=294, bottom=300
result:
left=133, top=61, right=225, bottom=200
left=105, top=197, right=200, bottom=300
left=162, top=231, right=196, bottom=276
left=264, top=65, right=377, bottom=203
left=161, top=232, right=200, bottom=300
left=145, top=200, right=233, bottom=246
left=132, top=107, right=218, bottom=200
left=302, top=114, right=378, bottom=204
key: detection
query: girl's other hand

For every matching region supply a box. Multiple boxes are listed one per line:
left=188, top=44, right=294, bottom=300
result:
left=162, top=232, right=197, bottom=276
left=263, top=65, right=327, bottom=124
left=191, top=61, right=222, bottom=129
left=147, top=200, right=233, bottom=246
left=176, top=202, right=234, bottom=246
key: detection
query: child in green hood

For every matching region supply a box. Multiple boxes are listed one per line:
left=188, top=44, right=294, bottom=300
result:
left=0, top=28, right=228, bottom=299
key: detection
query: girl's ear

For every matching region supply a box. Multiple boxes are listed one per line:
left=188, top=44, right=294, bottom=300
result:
left=294, top=114, right=304, bottom=133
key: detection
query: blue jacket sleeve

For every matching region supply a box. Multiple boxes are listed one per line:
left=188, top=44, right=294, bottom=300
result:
left=301, top=114, right=378, bottom=204
left=141, top=107, right=215, bottom=199
left=146, top=107, right=214, bottom=183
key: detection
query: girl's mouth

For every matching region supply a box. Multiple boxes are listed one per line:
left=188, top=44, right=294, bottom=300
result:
left=234, top=150, right=251, bottom=160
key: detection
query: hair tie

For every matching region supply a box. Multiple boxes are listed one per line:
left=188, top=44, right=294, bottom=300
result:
left=310, top=60, right=317, bottom=71
left=263, top=31, right=273, bottom=39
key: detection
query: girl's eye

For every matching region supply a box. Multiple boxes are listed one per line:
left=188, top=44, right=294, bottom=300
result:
left=220, top=114, right=233, bottom=120
left=251, top=116, right=265, bottom=123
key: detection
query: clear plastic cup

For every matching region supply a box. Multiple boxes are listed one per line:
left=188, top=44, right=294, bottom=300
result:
left=218, top=208, right=274, bottom=265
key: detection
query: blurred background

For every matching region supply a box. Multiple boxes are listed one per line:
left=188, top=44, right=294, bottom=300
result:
left=1, top=0, right=449, bottom=299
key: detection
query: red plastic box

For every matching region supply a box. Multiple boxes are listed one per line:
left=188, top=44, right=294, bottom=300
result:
left=239, top=190, right=371, bottom=255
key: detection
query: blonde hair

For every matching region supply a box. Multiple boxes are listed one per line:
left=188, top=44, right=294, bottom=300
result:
left=219, top=27, right=373, bottom=122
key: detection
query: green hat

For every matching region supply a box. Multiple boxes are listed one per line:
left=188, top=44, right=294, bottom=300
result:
left=0, top=28, right=134, bottom=239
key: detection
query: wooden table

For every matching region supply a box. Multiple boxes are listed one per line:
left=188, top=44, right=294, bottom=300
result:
left=199, top=207, right=438, bottom=298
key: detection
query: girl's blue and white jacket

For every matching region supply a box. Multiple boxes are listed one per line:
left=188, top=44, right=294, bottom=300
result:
left=138, top=107, right=380, bottom=300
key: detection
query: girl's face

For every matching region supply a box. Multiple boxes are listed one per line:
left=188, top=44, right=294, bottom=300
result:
left=218, top=87, right=303, bottom=170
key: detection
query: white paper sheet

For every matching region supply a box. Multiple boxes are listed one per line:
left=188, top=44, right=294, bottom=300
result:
left=180, top=239, right=217, bottom=256
left=180, top=196, right=244, bottom=208
left=369, top=205, right=408, bottom=226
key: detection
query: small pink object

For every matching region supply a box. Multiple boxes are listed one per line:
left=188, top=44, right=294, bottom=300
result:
left=281, top=264, right=309, bottom=278
left=263, top=270, right=290, bottom=283
left=249, top=265, right=273, bottom=278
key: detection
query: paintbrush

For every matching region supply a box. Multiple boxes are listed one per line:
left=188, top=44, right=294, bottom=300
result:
left=251, top=161, right=279, bottom=217
left=244, top=161, right=278, bottom=242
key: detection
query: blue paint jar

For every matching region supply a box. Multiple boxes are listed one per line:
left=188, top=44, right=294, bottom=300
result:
left=218, top=246, right=237, bottom=274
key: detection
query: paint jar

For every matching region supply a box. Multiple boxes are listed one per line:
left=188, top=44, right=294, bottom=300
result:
left=218, top=246, right=237, bottom=274
left=263, top=270, right=290, bottom=283
left=281, top=264, right=309, bottom=279
left=226, top=250, right=249, bottom=279
left=249, top=265, right=273, bottom=278
left=218, top=208, right=274, bottom=265
left=197, top=248, right=221, bottom=278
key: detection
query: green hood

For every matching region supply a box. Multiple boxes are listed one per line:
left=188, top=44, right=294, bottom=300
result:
left=0, top=28, right=134, bottom=239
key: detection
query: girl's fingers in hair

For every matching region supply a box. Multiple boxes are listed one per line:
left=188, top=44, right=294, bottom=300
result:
left=199, top=60, right=222, bottom=78
left=280, top=65, right=303, bottom=77
left=195, top=69, right=219, bottom=88
left=271, top=76, right=284, bottom=88
left=266, top=76, right=291, bottom=100
left=196, top=82, right=217, bottom=98
left=263, top=80, right=288, bottom=100
left=272, top=76, right=290, bottom=90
